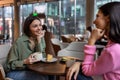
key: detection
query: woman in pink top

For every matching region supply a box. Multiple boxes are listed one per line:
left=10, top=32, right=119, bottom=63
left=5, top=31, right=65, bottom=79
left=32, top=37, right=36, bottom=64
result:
left=66, top=2, right=120, bottom=80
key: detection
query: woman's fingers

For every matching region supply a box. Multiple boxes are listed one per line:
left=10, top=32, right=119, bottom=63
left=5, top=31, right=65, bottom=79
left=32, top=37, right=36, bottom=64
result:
left=66, top=68, right=74, bottom=80
left=100, top=30, right=105, bottom=36
left=27, top=55, right=37, bottom=64
left=66, top=69, right=70, bottom=80
left=91, top=28, right=105, bottom=40
left=66, top=62, right=81, bottom=80
left=74, top=70, right=79, bottom=80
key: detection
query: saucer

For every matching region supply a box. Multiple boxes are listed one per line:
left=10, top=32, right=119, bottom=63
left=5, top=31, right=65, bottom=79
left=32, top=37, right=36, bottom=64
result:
left=41, top=58, right=58, bottom=63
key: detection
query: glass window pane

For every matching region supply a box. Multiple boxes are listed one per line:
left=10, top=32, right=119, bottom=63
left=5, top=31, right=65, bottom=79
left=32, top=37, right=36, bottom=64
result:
left=19, top=0, right=86, bottom=39
left=46, top=1, right=59, bottom=38
left=0, top=6, right=13, bottom=43
left=61, top=0, right=75, bottom=35
left=20, top=4, right=33, bottom=35
left=0, top=7, right=3, bottom=34
left=45, top=0, right=86, bottom=38
left=76, top=0, right=86, bottom=34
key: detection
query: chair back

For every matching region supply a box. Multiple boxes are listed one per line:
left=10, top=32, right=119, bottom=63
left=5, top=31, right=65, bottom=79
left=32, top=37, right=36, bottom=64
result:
left=51, top=38, right=61, bottom=45
left=59, top=42, right=69, bottom=49
left=0, top=64, right=5, bottom=80
left=58, top=41, right=87, bottom=59
left=0, top=64, right=13, bottom=80
left=66, top=41, right=87, bottom=52
left=51, top=38, right=61, bottom=56
left=0, top=44, right=11, bottom=66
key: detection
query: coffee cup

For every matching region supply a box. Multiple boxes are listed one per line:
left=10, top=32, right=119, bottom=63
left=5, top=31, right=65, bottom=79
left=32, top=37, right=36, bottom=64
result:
left=33, top=52, right=43, bottom=61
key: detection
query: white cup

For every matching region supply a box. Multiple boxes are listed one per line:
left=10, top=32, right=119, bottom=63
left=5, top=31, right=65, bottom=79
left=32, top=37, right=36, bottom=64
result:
left=33, top=52, right=43, bottom=61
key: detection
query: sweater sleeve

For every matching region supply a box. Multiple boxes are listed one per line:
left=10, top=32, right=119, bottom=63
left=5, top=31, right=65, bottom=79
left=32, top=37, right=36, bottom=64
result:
left=82, top=45, right=114, bottom=76
left=6, top=43, right=25, bottom=71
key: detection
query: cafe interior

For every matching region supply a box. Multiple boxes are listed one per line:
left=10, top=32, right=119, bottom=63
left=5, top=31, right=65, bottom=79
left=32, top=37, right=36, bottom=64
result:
left=0, top=0, right=119, bottom=80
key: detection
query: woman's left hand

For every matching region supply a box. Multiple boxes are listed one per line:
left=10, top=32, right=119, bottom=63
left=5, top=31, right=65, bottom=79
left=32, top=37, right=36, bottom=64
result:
left=66, top=62, right=81, bottom=80
left=23, top=54, right=38, bottom=64
left=37, top=30, right=45, bottom=43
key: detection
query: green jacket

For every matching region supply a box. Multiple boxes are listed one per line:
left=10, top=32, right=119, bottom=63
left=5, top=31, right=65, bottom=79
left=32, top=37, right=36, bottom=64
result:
left=6, top=34, right=46, bottom=71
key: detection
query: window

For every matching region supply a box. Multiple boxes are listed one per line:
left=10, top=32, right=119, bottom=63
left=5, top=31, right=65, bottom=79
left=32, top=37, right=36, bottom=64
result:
left=19, top=0, right=86, bottom=39
left=0, top=6, right=13, bottom=43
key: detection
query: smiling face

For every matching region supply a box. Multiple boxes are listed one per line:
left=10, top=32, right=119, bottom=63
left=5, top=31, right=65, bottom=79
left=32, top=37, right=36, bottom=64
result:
left=93, top=10, right=110, bottom=36
left=29, top=19, right=43, bottom=38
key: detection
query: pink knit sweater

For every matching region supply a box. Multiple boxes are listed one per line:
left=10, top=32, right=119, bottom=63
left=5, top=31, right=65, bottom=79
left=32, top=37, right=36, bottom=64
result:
left=82, top=41, right=120, bottom=80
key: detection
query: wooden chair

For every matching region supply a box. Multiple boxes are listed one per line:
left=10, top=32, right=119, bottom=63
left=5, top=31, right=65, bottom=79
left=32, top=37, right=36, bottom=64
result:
left=0, top=44, right=12, bottom=80
left=51, top=38, right=69, bottom=56
left=51, top=38, right=61, bottom=56
left=57, top=41, right=87, bottom=59
left=0, top=64, right=13, bottom=80
left=0, top=64, right=4, bottom=80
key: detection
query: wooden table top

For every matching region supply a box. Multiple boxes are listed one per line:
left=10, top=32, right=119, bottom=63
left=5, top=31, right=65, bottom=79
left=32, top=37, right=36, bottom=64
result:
left=27, top=60, right=66, bottom=76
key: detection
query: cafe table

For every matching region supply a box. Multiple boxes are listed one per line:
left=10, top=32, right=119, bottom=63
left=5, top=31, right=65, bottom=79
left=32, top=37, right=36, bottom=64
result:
left=27, top=58, right=67, bottom=80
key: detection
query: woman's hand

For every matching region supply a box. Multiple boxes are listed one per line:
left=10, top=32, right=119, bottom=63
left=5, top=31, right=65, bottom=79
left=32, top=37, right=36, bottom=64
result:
left=23, top=54, right=38, bottom=64
left=66, top=62, right=81, bottom=80
left=88, top=28, right=105, bottom=45
left=37, top=30, right=45, bottom=43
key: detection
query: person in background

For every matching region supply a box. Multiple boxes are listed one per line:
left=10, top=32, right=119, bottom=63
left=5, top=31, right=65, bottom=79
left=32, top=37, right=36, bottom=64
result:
left=42, top=24, right=56, bottom=56
left=67, top=2, right=120, bottom=80
left=5, top=15, right=48, bottom=80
